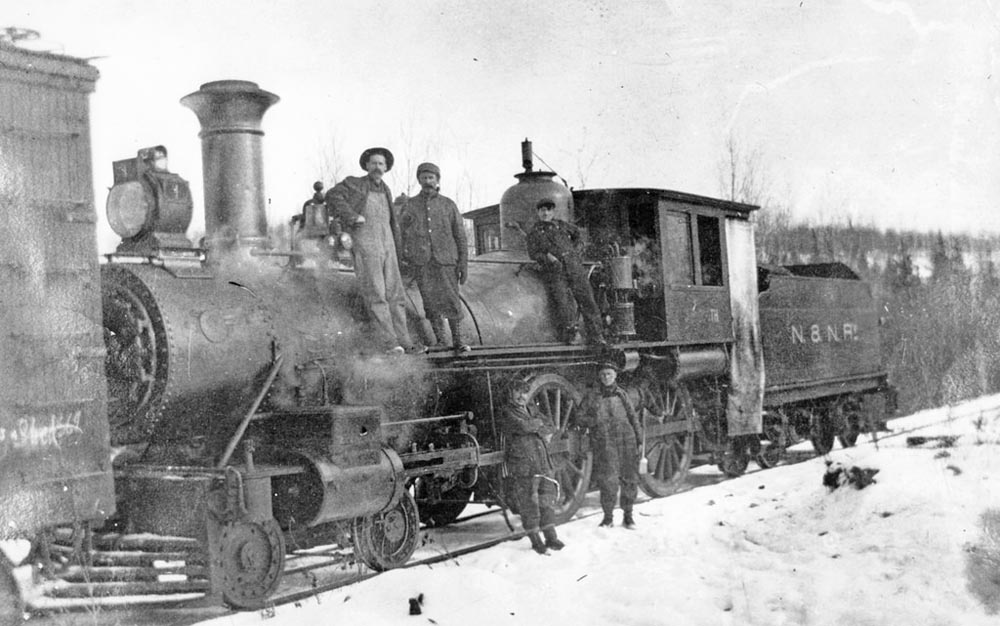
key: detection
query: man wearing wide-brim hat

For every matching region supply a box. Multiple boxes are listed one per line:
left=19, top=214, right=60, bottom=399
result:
left=325, top=147, right=422, bottom=355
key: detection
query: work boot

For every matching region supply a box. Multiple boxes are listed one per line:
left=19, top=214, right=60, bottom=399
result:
left=622, top=512, right=636, bottom=530
left=430, top=317, right=448, bottom=347
left=598, top=513, right=614, bottom=528
left=449, top=318, right=471, bottom=353
left=527, top=532, right=548, bottom=555
left=542, top=527, right=564, bottom=551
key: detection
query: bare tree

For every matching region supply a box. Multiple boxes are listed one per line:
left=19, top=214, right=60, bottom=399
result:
left=717, top=132, right=770, bottom=206
left=388, top=111, right=443, bottom=198
left=717, top=132, right=791, bottom=262
left=558, top=126, right=603, bottom=189
left=313, top=125, right=346, bottom=190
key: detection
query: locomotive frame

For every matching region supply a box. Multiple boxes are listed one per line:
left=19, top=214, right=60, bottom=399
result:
left=0, top=44, right=892, bottom=616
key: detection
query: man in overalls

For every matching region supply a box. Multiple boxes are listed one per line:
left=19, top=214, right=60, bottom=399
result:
left=326, top=147, right=422, bottom=355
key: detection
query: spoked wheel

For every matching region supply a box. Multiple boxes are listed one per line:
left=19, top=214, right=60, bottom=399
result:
left=756, top=419, right=787, bottom=469
left=810, top=407, right=837, bottom=455
left=837, top=396, right=864, bottom=448
left=0, top=552, right=23, bottom=626
left=638, top=379, right=694, bottom=497
left=214, top=518, right=286, bottom=609
left=523, top=373, right=592, bottom=523
left=352, top=491, right=420, bottom=571
left=412, top=477, right=473, bottom=528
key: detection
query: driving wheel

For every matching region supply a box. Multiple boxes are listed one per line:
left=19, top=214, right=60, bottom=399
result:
left=521, top=373, right=592, bottom=523
left=638, top=379, right=694, bottom=497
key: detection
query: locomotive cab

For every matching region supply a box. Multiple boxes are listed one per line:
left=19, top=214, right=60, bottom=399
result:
left=467, top=186, right=759, bottom=346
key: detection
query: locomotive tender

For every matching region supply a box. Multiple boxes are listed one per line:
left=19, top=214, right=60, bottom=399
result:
left=0, top=44, right=891, bottom=615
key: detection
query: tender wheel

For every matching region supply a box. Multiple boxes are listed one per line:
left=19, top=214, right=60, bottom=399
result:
left=810, top=408, right=836, bottom=455
left=522, top=373, right=592, bottom=523
left=214, top=519, right=286, bottom=610
left=0, top=552, right=24, bottom=626
left=720, top=443, right=751, bottom=477
left=837, top=397, right=864, bottom=448
left=638, top=380, right=694, bottom=497
left=756, top=420, right=786, bottom=469
left=352, top=491, right=420, bottom=571
left=413, top=478, right=472, bottom=528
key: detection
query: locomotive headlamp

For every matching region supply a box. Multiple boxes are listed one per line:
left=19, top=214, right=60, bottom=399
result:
left=107, top=181, right=152, bottom=238
left=107, top=146, right=194, bottom=252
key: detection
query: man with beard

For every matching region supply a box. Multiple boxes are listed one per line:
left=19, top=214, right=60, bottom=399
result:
left=399, top=162, right=471, bottom=353
left=326, top=147, right=422, bottom=355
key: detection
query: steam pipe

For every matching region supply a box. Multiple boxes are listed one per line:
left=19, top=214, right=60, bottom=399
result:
left=180, top=80, right=279, bottom=252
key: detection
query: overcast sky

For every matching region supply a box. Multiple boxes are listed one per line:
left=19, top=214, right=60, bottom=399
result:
left=8, top=0, right=1000, bottom=251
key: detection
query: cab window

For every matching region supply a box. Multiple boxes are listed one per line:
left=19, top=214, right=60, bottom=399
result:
left=696, top=214, right=723, bottom=286
left=662, top=210, right=694, bottom=285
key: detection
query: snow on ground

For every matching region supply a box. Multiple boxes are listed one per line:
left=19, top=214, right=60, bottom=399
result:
left=203, top=396, right=1000, bottom=626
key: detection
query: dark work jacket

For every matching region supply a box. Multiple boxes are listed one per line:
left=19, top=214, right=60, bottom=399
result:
left=500, top=403, right=555, bottom=478
left=581, top=384, right=642, bottom=461
left=526, top=219, right=584, bottom=270
left=325, top=175, right=400, bottom=252
left=400, top=190, right=468, bottom=269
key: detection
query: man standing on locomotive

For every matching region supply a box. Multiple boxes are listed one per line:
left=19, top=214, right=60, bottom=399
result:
left=501, top=380, right=565, bottom=554
left=325, top=147, right=423, bottom=355
left=399, top=162, right=471, bottom=353
left=526, top=199, right=606, bottom=346
left=582, top=362, right=642, bottom=529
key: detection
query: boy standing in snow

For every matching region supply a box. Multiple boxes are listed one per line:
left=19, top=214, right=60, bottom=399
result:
left=582, top=362, right=642, bottom=529
left=501, top=380, right=565, bottom=554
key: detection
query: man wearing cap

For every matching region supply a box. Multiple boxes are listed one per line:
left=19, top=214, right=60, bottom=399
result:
left=526, top=199, right=606, bottom=346
left=581, top=362, right=642, bottom=529
left=325, top=147, right=421, bottom=355
left=399, top=162, right=471, bottom=353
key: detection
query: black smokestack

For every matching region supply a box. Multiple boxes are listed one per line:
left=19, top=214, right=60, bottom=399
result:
left=181, top=80, right=279, bottom=252
left=521, top=138, right=533, bottom=172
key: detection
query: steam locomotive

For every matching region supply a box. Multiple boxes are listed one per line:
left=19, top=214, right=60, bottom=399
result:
left=0, top=45, right=891, bottom=616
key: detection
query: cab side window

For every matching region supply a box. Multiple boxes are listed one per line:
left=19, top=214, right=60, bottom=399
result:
left=662, top=211, right=694, bottom=286
left=696, top=214, right=723, bottom=286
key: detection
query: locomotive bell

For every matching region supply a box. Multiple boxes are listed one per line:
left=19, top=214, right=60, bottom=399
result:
left=498, top=138, right=573, bottom=252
